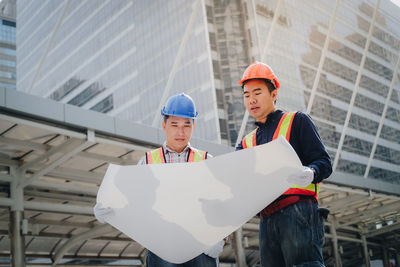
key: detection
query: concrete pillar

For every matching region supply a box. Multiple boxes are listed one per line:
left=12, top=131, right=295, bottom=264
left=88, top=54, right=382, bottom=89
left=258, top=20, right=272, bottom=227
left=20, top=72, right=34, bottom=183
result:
left=361, top=235, right=371, bottom=267
left=9, top=169, right=25, bottom=267
left=233, top=228, right=247, bottom=267
left=382, top=247, right=389, bottom=267
left=330, top=218, right=342, bottom=267
left=395, top=253, right=400, bottom=267
left=9, top=210, right=25, bottom=267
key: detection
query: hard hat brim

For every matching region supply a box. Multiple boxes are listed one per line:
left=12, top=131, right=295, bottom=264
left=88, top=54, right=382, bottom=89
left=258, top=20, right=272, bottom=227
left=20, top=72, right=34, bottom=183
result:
left=161, top=109, right=198, bottom=119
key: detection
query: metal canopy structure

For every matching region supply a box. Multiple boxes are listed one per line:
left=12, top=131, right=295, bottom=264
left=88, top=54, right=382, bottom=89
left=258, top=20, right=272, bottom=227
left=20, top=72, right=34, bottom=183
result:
left=0, top=87, right=399, bottom=266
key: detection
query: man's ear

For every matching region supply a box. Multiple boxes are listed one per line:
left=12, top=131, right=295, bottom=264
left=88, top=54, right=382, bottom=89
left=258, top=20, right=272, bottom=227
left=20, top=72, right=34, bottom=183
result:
left=271, top=90, right=278, bottom=101
left=162, top=121, right=166, bottom=132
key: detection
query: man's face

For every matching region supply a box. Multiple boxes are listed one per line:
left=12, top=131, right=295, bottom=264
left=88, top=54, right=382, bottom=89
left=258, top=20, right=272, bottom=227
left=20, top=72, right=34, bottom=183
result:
left=243, top=80, right=277, bottom=123
left=162, top=116, right=195, bottom=153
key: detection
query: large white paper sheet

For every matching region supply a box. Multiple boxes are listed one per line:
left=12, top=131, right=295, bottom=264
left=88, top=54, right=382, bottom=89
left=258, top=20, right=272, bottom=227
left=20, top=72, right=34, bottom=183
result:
left=96, top=136, right=303, bottom=263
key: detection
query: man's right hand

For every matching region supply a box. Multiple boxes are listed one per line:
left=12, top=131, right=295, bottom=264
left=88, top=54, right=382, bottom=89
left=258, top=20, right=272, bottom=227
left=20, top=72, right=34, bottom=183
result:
left=204, top=240, right=224, bottom=258
left=93, top=203, right=113, bottom=223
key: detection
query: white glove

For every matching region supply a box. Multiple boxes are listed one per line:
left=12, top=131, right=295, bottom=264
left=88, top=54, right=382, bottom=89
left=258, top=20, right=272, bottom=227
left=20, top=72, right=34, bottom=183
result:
left=287, top=166, right=314, bottom=187
left=93, top=203, right=113, bottom=224
left=204, top=240, right=224, bottom=258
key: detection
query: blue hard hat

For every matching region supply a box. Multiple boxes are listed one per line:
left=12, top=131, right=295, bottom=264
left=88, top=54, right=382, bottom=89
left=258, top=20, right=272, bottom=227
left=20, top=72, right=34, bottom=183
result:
left=161, top=93, right=198, bottom=119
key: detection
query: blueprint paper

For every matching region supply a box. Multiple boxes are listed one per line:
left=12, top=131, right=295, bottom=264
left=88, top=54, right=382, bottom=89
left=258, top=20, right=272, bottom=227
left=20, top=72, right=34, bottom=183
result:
left=96, top=136, right=303, bottom=263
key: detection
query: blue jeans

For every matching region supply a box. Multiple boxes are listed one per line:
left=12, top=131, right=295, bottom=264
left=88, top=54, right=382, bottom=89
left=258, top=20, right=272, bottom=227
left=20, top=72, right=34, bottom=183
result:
left=146, top=250, right=218, bottom=267
left=259, top=199, right=325, bottom=267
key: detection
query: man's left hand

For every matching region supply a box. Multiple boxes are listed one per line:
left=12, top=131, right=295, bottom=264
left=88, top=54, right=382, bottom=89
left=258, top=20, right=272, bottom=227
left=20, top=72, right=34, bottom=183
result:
left=287, top=166, right=314, bottom=187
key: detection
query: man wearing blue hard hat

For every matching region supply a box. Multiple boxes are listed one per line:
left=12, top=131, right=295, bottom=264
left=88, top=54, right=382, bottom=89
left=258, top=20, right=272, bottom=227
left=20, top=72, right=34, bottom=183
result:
left=94, top=93, right=224, bottom=266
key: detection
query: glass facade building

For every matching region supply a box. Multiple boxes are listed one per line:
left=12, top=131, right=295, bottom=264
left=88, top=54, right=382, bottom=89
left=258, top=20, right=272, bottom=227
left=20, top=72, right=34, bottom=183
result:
left=17, top=0, right=220, bottom=143
left=236, top=0, right=400, bottom=186
left=17, top=0, right=400, bottom=187
left=0, top=0, right=16, bottom=90
left=208, top=1, right=400, bottom=263
left=206, top=0, right=400, bottom=186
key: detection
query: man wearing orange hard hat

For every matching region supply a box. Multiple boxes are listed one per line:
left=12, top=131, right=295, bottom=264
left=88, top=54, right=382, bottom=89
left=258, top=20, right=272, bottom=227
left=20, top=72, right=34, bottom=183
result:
left=237, top=62, right=332, bottom=267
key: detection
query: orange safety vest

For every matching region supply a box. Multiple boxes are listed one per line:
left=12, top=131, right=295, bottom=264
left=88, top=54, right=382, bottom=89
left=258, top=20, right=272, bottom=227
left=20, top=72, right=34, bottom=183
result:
left=241, top=111, right=320, bottom=197
left=146, top=147, right=207, bottom=164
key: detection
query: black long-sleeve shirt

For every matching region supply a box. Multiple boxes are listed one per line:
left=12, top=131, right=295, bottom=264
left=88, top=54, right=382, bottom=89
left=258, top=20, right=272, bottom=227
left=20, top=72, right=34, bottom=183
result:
left=236, top=109, right=332, bottom=183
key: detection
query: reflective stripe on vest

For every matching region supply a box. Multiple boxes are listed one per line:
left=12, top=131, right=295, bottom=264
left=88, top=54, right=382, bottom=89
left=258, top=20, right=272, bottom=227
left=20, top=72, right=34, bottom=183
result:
left=187, top=148, right=207, bottom=162
left=241, top=111, right=319, bottom=197
left=146, top=147, right=166, bottom=164
left=146, top=147, right=207, bottom=164
left=242, top=128, right=257, bottom=149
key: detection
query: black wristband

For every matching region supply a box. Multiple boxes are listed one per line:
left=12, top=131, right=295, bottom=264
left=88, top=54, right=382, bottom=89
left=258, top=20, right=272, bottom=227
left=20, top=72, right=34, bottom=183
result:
left=310, top=167, right=317, bottom=183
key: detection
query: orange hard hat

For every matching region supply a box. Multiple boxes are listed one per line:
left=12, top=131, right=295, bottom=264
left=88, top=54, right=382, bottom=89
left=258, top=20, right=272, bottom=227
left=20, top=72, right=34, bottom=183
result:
left=238, top=61, right=280, bottom=90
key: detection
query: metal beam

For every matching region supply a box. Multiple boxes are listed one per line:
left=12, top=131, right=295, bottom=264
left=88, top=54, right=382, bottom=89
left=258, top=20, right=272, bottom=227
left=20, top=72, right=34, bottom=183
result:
left=361, top=235, right=371, bottom=267
left=330, top=217, right=342, bottom=267
left=249, top=0, right=262, bottom=58
left=239, top=232, right=383, bottom=249
left=0, top=136, right=50, bottom=152
left=20, top=137, right=79, bottom=171
left=0, top=173, right=12, bottom=183
left=29, top=180, right=98, bottom=196
left=52, top=224, right=113, bottom=266
left=0, top=253, right=139, bottom=261
left=324, top=222, right=361, bottom=233
left=94, top=136, right=151, bottom=152
left=9, top=210, right=25, bottom=267
left=338, top=201, right=400, bottom=226
left=259, top=0, right=283, bottom=61
left=20, top=138, right=94, bottom=187
left=0, top=197, right=13, bottom=207
left=0, top=229, right=132, bottom=242
left=321, top=183, right=400, bottom=201
left=324, top=233, right=380, bottom=247
left=383, top=247, right=390, bottom=267
left=0, top=113, right=87, bottom=140
left=364, top=53, right=400, bottom=178
left=235, top=110, right=250, bottom=149
left=29, top=218, right=95, bottom=229
left=9, top=168, right=25, bottom=267
left=306, top=0, right=341, bottom=114
left=366, top=221, right=400, bottom=237
left=24, top=189, right=94, bottom=203
left=0, top=157, right=20, bottom=167
left=10, top=168, right=24, bottom=212
left=323, top=194, right=366, bottom=211
left=232, top=228, right=247, bottom=267
left=24, top=201, right=93, bottom=215
left=332, top=0, right=381, bottom=170
left=119, top=243, right=132, bottom=258
left=77, top=151, right=136, bottom=165
left=152, top=0, right=202, bottom=127
left=27, top=0, right=71, bottom=93
left=0, top=198, right=94, bottom=215
left=45, top=167, right=103, bottom=183
left=242, top=223, right=258, bottom=232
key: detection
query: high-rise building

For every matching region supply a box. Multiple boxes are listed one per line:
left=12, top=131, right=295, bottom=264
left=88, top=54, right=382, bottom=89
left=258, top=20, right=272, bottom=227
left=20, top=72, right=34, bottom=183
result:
left=206, top=0, right=400, bottom=182
left=0, top=0, right=16, bottom=90
left=210, top=0, right=400, bottom=264
left=17, top=0, right=221, bottom=143
left=16, top=0, right=400, bottom=264
left=232, top=0, right=400, bottom=186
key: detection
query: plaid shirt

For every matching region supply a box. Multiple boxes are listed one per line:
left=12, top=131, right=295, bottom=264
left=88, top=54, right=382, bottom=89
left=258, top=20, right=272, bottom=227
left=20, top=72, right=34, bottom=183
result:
left=137, top=142, right=212, bottom=165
